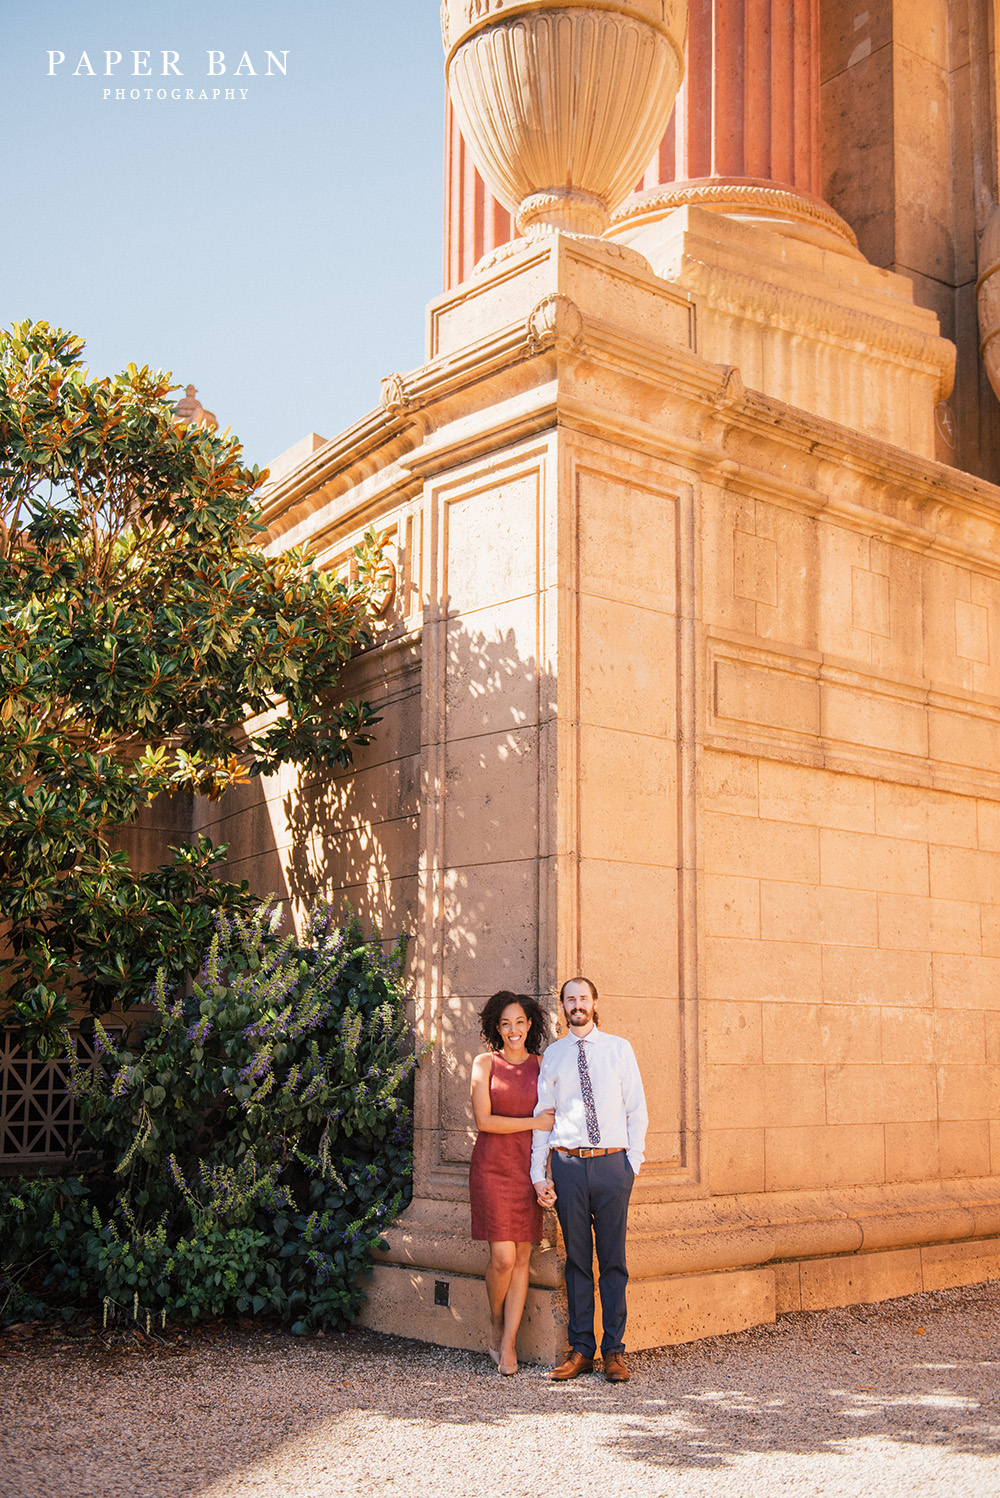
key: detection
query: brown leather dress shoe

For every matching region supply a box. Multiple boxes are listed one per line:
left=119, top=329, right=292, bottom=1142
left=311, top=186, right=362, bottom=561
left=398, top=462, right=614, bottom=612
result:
left=548, top=1351, right=595, bottom=1380
left=603, top=1352, right=630, bottom=1383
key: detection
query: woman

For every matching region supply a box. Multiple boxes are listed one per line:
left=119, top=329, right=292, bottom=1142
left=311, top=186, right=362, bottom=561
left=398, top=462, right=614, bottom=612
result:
left=469, top=990, right=554, bottom=1376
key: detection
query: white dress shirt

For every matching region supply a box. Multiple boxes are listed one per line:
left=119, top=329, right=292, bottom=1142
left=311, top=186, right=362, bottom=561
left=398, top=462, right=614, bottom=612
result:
left=530, top=1026, right=648, bottom=1183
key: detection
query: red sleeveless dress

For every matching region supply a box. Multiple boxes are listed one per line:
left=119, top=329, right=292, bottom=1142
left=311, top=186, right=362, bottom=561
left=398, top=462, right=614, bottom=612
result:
left=469, top=1053, right=543, bottom=1243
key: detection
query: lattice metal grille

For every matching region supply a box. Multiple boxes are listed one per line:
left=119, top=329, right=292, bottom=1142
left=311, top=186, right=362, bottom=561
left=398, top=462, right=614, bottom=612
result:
left=0, top=1029, right=116, bottom=1163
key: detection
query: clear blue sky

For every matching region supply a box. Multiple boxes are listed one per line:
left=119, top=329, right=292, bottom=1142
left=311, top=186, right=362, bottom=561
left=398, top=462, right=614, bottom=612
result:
left=0, top=1, right=446, bottom=469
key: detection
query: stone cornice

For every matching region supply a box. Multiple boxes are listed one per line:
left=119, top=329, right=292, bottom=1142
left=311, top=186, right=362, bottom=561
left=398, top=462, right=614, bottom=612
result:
left=676, top=255, right=955, bottom=397
left=261, top=294, right=998, bottom=566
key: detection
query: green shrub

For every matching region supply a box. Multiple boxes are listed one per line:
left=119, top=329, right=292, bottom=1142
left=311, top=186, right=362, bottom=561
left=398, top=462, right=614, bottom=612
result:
left=2, top=902, right=419, bottom=1332
left=0, top=1175, right=93, bottom=1323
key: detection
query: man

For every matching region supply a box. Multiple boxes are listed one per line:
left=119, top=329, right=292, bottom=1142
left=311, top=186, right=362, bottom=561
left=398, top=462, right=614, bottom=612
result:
left=531, top=976, right=648, bottom=1383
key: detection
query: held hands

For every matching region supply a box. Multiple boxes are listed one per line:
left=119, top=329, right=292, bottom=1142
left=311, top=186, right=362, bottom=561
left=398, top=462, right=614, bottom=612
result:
left=535, top=1180, right=557, bottom=1208
left=531, top=1107, right=556, bottom=1132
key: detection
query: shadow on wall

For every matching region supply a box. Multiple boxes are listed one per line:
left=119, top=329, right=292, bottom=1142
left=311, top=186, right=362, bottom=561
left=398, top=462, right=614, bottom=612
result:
left=420, top=613, right=550, bottom=1163
left=163, top=611, right=546, bottom=1123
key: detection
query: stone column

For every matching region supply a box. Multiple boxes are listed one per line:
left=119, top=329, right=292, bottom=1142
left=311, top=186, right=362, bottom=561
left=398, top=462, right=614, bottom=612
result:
left=617, top=0, right=856, bottom=252
left=443, top=0, right=854, bottom=287
left=443, top=98, right=514, bottom=291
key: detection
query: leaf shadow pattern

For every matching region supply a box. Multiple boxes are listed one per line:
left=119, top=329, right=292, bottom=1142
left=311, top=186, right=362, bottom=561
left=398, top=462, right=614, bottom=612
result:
left=277, top=618, right=549, bottom=1156
left=604, top=1294, right=1000, bottom=1471
left=3, top=1285, right=1000, bottom=1497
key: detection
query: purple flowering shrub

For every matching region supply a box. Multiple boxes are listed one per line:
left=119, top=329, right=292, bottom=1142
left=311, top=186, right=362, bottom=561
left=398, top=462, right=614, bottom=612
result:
left=57, top=901, right=419, bottom=1332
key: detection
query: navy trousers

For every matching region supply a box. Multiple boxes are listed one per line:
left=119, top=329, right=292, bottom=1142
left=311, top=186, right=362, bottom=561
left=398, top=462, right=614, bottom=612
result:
left=550, top=1149, right=634, bottom=1358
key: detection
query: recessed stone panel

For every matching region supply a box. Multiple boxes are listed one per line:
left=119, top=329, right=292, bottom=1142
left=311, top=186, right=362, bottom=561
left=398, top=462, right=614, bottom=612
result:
left=578, top=594, right=676, bottom=736
left=443, top=469, right=539, bottom=616
left=441, top=860, right=538, bottom=998
left=578, top=724, right=677, bottom=865
left=444, top=598, right=541, bottom=740
left=443, top=728, right=539, bottom=868
left=714, top=658, right=820, bottom=736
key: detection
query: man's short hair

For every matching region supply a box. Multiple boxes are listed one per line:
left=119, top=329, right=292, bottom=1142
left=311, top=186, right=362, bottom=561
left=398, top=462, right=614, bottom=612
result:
left=559, top=975, right=598, bottom=1004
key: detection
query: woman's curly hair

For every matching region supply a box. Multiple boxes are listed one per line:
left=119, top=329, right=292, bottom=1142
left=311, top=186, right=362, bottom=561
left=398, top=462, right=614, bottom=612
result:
left=478, top=991, right=547, bottom=1055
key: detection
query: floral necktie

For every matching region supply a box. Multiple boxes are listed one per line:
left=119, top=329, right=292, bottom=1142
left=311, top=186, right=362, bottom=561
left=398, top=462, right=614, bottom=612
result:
left=577, top=1039, right=601, bottom=1145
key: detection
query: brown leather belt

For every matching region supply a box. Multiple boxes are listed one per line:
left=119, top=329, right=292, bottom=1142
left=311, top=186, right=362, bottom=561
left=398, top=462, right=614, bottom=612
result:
left=555, top=1147, right=625, bottom=1158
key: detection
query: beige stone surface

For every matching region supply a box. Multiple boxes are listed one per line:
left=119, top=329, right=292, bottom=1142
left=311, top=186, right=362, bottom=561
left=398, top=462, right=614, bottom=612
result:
left=213, top=84, right=1000, bottom=1359
left=606, top=204, right=953, bottom=456
left=765, top=1124, right=887, bottom=1192
left=799, top=1249, right=924, bottom=1311
left=359, top=1263, right=565, bottom=1364
left=628, top=1268, right=776, bottom=1347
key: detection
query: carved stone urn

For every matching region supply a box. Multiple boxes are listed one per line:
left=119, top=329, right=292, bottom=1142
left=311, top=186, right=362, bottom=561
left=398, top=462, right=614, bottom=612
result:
left=441, top=0, right=688, bottom=240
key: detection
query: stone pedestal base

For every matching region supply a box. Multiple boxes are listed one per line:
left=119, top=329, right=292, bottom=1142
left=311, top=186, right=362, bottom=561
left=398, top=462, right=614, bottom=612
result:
left=359, top=1233, right=1000, bottom=1363
left=605, top=205, right=954, bottom=458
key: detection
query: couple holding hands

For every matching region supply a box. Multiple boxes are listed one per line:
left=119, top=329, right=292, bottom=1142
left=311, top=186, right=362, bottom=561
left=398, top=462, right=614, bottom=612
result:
left=469, top=978, right=648, bottom=1382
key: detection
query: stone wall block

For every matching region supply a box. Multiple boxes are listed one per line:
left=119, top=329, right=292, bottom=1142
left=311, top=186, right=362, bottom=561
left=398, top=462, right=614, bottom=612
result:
left=762, top=1003, right=882, bottom=1066
left=884, top=1121, right=942, bottom=1183
left=702, top=811, right=820, bottom=884
left=704, top=999, right=764, bottom=1065
left=704, top=873, right=761, bottom=939
left=760, top=882, right=878, bottom=947
left=799, top=1249, right=923, bottom=1310
left=938, top=1121, right=992, bottom=1179
left=764, top=1124, right=886, bottom=1192
left=822, top=945, right=933, bottom=1008
left=880, top=1007, right=934, bottom=1066
left=706, top=1127, right=766, bottom=1194
left=757, top=761, right=875, bottom=835
left=824, top=1063, right=937, bottom=1126
left=820, top=828, right=929, bottom=895
left=703, top=937, right=823, bottom=1004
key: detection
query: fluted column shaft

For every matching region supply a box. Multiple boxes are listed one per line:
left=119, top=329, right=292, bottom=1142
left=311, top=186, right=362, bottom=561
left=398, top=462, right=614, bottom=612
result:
left=645, top=0, right=821, bottom=197
left=443, top=99, right=513, bottom=292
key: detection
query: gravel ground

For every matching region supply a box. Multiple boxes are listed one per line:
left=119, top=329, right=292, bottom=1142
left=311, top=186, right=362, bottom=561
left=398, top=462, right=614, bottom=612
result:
left=2, top=1281, right=999, bottom=1498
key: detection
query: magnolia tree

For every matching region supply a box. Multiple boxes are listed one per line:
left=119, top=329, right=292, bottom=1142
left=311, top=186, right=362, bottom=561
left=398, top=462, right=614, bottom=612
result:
left=0, top=321, right=385, bottom=1055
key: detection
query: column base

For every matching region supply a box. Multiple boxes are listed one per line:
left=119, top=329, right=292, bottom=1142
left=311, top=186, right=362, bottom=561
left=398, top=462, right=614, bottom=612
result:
left=358, top=1237, right=1000, bottom=1364
left=605, top=203, right=955, bottom=457
left=612, top=177, right=863, bottom=257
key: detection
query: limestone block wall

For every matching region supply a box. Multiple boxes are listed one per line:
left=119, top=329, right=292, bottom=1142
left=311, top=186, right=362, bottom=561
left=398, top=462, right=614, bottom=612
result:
left=416, top=436, right=558, bottom=1181
left=157, top=227, right=1000, bottom=1350
left=701, top=751, right=1000, bottom=1196
left=697, top=464, right=1000, bottom=1204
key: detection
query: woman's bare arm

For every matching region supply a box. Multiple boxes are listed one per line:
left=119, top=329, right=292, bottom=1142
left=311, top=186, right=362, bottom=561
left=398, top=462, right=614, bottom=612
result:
left=471, top=1053, right=555, bottom=1134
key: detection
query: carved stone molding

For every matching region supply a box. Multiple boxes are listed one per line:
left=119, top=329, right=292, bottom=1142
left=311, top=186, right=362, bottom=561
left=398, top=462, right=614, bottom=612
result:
left=611, top=179, right=860, bottom=255
left=526, top=293, right=584, bottom=353
left=712, top=365, right=745, bottom=410
left=380, top=372, right=411, bottom=415
left=678, top=256, right=955, bottom=395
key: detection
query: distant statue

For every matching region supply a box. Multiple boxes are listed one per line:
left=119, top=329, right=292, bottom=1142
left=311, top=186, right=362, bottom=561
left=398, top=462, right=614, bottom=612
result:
left=172, top=384, right=218, bottom=433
